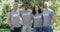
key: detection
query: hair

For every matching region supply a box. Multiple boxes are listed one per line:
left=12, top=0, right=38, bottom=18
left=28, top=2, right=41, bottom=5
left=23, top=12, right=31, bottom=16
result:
left=13, top=2, right=18, bottom=6
left=32, top=5, right=42, bottom=15
left=44, top=2, right=49, bottom=6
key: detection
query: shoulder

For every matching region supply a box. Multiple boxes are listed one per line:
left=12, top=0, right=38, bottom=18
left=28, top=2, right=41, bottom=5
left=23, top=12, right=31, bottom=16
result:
left=28, top=9, right=32, bottom=13
left=7, top=12, right=11, bottom=16
left=7, top=12, right=11, bottom=14
left=48, top=9, right=55, bottom=15
left=19, top=9, right=25, bottom=13
left=28, top=9, right=32, bottom=11
left=39, top=13, right=43, bottom=16
left=19, top=9, right=24, bottom=11
left=48, top=8, right=53, bottom=12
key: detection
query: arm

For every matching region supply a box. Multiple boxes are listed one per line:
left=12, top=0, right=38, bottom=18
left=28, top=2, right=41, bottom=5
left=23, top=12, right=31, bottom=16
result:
left=51, top=15, right=56, bottom=25
left=50, top=11, right=56, bottom=26
left=6, top=16, right=12, bottom=27
left=6, top=12, right=14, bottom=30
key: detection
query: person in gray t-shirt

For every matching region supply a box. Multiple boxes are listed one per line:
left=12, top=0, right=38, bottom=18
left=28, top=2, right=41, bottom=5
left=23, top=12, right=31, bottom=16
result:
left=42, top=2, right=56, bottom=32
left=20, top=3, right=32, bottom=32
left=32, top=5, right=43, bottom=32
left=7, top=2, right=20, bottom=32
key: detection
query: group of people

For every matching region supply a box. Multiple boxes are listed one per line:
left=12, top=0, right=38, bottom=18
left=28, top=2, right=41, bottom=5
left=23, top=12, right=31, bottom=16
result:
left=6, top=2, right=56, bottom=32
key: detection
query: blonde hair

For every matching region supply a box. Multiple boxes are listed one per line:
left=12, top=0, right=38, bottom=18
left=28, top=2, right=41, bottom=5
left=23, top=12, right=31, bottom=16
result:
left=44, top=2, right=49, bottom=6
left=13, top=2, right=18, bottom=6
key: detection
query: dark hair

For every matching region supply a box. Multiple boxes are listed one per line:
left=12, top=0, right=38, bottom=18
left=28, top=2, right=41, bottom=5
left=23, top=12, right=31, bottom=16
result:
left=32, top=5, right=42, bottom=15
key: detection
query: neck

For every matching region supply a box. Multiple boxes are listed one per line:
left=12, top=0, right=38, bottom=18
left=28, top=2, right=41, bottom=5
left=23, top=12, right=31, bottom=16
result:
left=36, top=10, right=38, bottom=14
left=25, top=8, right=28, bottom=11
left=45, top=8, right=48, bottom=10
left=13, top=9, right=17, bottom=12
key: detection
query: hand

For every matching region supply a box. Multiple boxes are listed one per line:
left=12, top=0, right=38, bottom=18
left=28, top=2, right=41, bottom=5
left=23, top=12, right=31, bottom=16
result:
left=10, top=25, right=14, bottom=30
left=50, top=20, right=53, bottom=26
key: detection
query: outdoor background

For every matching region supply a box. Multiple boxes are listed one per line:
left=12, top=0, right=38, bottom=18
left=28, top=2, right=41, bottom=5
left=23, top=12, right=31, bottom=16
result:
left=0, top=0, right=60, bottom=32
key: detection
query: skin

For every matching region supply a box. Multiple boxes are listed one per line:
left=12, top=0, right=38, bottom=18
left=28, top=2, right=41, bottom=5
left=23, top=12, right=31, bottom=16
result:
left=51, top=16, right=56, bottom=26
left=44, top=2, right=56, bottom=26
left=44, top=3, right=49, bottom=10
left=24, top=4, right=29, bottom=10
left=6, top=4, right=19, bottom=30
left=13, top=4, right=19, bottom=12
left=35, top=5, right=39, bottom=14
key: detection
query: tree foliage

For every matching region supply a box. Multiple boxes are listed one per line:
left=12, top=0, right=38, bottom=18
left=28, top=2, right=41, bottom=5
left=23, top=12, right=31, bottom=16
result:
left=0, top=0, right=60, bottom=30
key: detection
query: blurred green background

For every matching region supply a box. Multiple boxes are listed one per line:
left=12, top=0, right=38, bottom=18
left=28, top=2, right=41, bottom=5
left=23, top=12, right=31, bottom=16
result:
left=0, top=0, right=60, bottom=32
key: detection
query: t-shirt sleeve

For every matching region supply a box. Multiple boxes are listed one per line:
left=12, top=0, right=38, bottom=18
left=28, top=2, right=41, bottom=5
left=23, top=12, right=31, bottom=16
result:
left=19, top=9, right=22, bottom=16
left=50, top=11, right=55, bottom=17
left=41, top=13, right=43, bottom=20
left=31, top=13, right=34, bottom=20
left=7, top=12, right=11, bottom=17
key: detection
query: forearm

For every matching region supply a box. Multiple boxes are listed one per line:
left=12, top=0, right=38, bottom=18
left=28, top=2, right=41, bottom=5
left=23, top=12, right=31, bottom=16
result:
left=7, top=20, right=12, bottom=27
left=6, top=17, right=13, bottom=27
left=7, top=20, right=14, bottom=30
left=51, top=16, right=56, bottom=25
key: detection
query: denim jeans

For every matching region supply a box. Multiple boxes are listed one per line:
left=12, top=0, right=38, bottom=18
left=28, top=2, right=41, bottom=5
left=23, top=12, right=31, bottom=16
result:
left=10, top=27, right=20, bottom=32
left=22, top=26, right=31, bottom=32
left=42, top=26, right=53, bottom=32
left=34, top=27, right=43, bottom=32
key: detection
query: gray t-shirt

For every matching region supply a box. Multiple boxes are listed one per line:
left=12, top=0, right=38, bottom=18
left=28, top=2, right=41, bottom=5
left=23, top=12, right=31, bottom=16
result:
left=20, top=9, right=32, bottom=27
left=43, top=9, right=55, bottom=26
left=7, top=10, right=20, bottom=27
left=32, top=13, right=43, bottom=27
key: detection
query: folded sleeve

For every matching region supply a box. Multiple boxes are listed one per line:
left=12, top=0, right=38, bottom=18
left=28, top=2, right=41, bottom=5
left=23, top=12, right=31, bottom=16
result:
left=7, top=12, right=11, bottom=17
